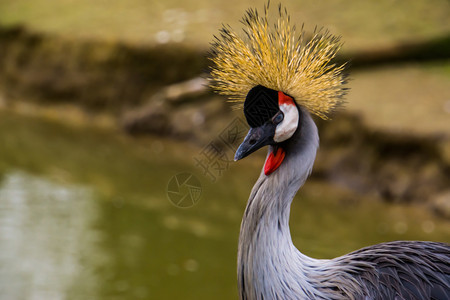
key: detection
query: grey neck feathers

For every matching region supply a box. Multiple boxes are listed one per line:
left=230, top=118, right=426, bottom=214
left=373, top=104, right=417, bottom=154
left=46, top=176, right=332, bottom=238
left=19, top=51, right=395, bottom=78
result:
left=238, top=108, right=353, bottom=299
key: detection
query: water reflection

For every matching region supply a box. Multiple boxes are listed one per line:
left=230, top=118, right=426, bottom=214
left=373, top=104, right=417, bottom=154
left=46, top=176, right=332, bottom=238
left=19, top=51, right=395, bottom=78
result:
left=0, top=171, right=101, bottom=299
left=0, top=170, right=238, bottom=300
left=0, top=112, right=448, bottom=300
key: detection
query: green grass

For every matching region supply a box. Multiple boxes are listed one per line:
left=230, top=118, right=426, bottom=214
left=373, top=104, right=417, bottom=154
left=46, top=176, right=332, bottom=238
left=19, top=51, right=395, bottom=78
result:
left=1, top=0, right=449, bottom=51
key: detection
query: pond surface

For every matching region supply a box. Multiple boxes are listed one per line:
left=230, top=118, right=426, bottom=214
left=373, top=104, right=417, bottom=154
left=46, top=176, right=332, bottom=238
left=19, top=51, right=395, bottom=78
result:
left=0, top=111, right=448, bottom=299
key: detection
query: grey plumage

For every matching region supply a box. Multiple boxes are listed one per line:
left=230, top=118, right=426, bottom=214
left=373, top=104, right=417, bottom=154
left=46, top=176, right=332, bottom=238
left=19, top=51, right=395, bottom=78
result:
left=341, top=241, right=450, bottom=299
left=237, top=107, right=450, bottom=300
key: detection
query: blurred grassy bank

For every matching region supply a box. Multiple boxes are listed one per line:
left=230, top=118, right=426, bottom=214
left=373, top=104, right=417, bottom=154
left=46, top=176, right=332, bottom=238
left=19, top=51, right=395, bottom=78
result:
left=1, top=0, right=449, bottom=51
left=0, top=0, right=449, bottom=124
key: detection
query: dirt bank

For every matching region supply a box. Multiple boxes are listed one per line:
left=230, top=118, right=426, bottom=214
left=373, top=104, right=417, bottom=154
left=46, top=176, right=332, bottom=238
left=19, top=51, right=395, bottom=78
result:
left=0, top=26, right=207, bottom=110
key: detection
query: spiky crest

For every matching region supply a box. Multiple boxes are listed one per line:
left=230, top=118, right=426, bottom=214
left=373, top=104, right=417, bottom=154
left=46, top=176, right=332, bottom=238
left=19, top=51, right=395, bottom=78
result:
left=209, top=3, right=347, bottom=119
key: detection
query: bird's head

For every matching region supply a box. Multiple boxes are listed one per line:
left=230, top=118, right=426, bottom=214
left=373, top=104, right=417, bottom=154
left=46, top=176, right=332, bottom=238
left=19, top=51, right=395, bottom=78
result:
left=209, top=3, right=347, bottom=176
left=234, top=85, right=299, bottom=175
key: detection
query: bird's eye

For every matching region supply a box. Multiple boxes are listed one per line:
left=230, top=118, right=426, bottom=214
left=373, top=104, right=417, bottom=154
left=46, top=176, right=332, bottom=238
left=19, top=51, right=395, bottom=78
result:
left=273, top=112, right=284, bottom=124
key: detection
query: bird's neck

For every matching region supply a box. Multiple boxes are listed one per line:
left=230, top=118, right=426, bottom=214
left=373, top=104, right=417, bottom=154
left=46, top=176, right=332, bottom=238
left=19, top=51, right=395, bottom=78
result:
left=237, top=109, right=321, bottom=299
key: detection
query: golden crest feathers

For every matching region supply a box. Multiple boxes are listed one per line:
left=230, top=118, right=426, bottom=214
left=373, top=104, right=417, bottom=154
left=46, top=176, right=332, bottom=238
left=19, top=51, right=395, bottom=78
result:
left=209, top=3, right=347, bottom=119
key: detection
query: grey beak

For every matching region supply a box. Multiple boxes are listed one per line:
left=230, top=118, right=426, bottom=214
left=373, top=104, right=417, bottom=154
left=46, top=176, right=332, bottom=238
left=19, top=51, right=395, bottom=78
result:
left=234, top=123, right=276, bottom=161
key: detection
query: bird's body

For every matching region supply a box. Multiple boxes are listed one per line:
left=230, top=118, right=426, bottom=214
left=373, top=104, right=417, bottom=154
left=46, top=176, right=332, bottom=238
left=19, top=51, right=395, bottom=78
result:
left=237, top=107, right=450, bottom=299
left=209, top=4, right=450, bottom=299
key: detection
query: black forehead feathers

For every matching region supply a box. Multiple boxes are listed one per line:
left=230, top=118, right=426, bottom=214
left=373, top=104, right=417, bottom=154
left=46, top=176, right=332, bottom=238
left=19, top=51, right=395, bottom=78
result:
left=244, top=85, right=279, bottom=127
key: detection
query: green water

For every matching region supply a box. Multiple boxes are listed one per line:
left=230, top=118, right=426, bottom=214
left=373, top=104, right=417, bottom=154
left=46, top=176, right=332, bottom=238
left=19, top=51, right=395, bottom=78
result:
left=0, top=112, right=448, bottom=299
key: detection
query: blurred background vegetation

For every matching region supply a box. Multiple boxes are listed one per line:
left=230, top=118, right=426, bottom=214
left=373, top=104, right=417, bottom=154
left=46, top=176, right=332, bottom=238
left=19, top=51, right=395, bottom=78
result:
left=0, top=1, right=449, bottom=299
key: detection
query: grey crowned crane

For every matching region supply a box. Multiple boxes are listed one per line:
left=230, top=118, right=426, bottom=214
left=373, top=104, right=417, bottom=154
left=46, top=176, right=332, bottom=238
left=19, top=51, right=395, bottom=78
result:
left=209, top=4, right=450, bottom=300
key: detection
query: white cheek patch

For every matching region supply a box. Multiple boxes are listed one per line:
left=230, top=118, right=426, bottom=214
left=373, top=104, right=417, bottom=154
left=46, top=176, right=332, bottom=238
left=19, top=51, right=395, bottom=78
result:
left=273, top=102, right=299, bottom=142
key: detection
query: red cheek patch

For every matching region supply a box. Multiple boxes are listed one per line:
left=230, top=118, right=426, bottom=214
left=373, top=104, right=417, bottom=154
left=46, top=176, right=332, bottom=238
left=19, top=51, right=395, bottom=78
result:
left=278, top=91, right=295, bottom=106
left=264, top=147, right=286, bottom=175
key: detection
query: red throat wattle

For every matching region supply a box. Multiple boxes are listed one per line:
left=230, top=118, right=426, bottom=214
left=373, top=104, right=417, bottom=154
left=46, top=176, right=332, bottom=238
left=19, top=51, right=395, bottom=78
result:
left=264, top=147, right=286, bottom=175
